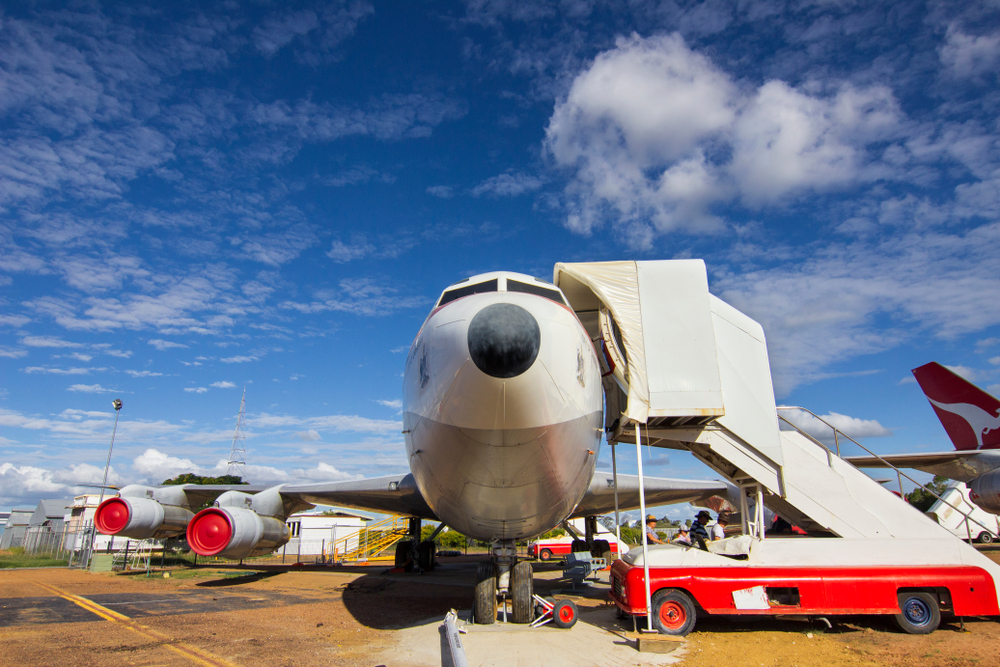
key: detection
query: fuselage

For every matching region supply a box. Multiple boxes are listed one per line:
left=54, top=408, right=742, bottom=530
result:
left=402, top=272, right=603, bottom=541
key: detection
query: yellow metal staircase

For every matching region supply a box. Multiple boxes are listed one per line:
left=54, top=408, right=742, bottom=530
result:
left=329, top=515, right=409, bottom=563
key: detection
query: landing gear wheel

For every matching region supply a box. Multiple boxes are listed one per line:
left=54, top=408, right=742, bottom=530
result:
left=417, top=541, right=436, bottom=571
left=552, top=599, right=578, bottom=628
left=474, top=561, right=497, bottom=625
left=511, top=561, right=534, bottom=623
left=539, top=548, right=553, bottom=562
left=651, top=589, right=697, bottom=636
left=570, top=539, right=589, bottom=555
left=977, top=531, right=994, bottom=544
left=394, top=541, right=413, bottom=571
left=592, top=539, right=611, bottom=561
left=894, top=591, right=940, bottom=634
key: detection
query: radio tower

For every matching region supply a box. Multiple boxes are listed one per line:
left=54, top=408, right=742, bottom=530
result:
left=227, top=387, right=248, bottom=482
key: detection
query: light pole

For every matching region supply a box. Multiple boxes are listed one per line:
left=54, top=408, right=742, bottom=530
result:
left=88, top=399, right=122, bottom=567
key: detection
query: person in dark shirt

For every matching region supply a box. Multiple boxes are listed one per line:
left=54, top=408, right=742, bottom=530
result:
left=690, top=510, right=712, bottom=546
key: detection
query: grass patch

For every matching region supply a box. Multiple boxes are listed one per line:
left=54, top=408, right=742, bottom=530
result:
left=0, top=548, right=69, bottom=569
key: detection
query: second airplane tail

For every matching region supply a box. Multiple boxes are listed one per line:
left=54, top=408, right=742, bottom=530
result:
left=913, top=362, right=1000, bottom=451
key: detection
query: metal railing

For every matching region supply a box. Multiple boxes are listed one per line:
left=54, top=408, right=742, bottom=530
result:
left=330, top=515, right=408, bottom=563
left=777, top=406, right=995, bottom=542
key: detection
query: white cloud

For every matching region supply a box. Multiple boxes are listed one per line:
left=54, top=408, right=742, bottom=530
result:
left=126, top=370, right=164, bottom=378
left=296, top=429, right=321, bottom=441
left=779, top=410, right=892, bottom=444
left=131, top=448, right=198, bottom=479
left=221, top=355, right=258, bottom=363
left=248, top=412, right=402, bottom=434
left=67, top=384, right=117, bottom=393
left=211, top=381, right=236, bottom=388
left=426, top=185, right=454, bottom=198
left=944, top=365, right=979, bottom=382
left=939, top=26, right=1000, bottom=79
left=327, top=239, right=374, bottom=263
left=377, top=399, right=402, bottom=409
left=470, top=172, right=544, bottom=197
left=21, top=336, right=82, bottom=348
left=546, top=33, right=902, bottom=245
left=0, top=346, right=28, bottom=358
left=184, top=387, right=208, bottom=393
left=149, top=339, right=189, bottom=350
left=24, top=366, right=93, bottom=375
left=0, top=314, right=30, bottom=327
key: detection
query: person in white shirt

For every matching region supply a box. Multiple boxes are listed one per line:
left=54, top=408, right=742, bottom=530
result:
left=711, top=513, right=730, bottom=541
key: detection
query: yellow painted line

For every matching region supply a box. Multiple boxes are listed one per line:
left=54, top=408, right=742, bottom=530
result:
left=34, top=582, right=241, bottom=667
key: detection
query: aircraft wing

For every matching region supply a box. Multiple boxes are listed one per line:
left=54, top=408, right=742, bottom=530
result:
left=844, top=450, right=998, bottom=482
left=169, top=471, right=723, bottom=524
left=568, top=472, right=728, bottom=518
left=277, top=473, right=439, bottom=520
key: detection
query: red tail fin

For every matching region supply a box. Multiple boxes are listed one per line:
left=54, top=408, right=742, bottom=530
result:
left=912, top=362, right=1000, bottom=451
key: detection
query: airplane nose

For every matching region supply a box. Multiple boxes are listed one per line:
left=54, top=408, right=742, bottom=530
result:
left=468, top=303, right=540, bottom=378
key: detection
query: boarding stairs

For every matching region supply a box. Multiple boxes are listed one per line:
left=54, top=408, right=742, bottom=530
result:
left=111, top=539, right=155, bottom=571
left=329, top=515, right=408, bottom=563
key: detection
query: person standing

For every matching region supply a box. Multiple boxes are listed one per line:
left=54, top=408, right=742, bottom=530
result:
left=644, top=515, right=664, bottom=544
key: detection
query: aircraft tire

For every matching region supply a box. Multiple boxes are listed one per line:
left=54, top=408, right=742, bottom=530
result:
left=394, top=540, right=413, bottom=571
left=977, top=531, right=994, bottom=544
left=417, top=541, right=436, bottom=571
left=511, top=561, right=534, bottom=623
left=894, top=591, right=940, bottom=635
left=651, top=589, right=697, bottom=636
left=474, top=561, right=497, bottom=624
left=570, top=539, right=589, bottom=554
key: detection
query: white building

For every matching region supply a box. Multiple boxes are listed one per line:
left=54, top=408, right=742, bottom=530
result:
left=283, top=510, right=369, bottom=559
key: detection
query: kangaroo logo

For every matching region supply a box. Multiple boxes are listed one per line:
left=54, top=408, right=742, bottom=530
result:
left=928, top=398, right=1000, bottom=450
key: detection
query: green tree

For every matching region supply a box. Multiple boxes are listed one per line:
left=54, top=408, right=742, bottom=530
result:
left=905, top=475, right=951, bottom=512
left=161, top=473, right=247, bottom=485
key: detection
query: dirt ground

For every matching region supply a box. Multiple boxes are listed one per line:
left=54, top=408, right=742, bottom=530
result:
left=1, top=557, right=999, bottom=667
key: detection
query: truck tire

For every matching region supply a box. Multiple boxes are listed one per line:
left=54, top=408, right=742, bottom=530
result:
left=474, top=561, right=497, bottom=624
left=651, top=589, right=697, bottom=636
left=539, top=548, right=553, bottom=562
left=511, top=561, right=534, bottom=623
left=977, top=531, right=994, bottom=544
left=894, top=591, right=940, bottom=635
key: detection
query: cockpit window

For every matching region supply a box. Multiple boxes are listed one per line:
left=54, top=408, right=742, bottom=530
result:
left=507, top=280, right=566, bottom=305
left=437, top=279, right=498, bottom=306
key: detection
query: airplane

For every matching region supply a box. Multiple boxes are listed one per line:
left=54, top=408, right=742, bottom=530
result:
left=94, top=271, right=728, bottom=624
left=846, top=362, right=1000, bottom=516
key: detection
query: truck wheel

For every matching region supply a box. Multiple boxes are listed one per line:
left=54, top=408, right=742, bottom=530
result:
left=894, top=591, right=940, bottom=634
left=511, top=561, right=534, bottom=623
left=977, top=531, right=994, bottom=544
left=474, top=561, right=497, bottom=624
left=552, top=599, right=578, bottom=628
left=651, top=589, right=697, bottom=636
left=539, top=548, right=553, bottom=562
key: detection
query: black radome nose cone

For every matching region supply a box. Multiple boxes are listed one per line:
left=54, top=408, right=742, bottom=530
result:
left=468, top=303, right=540, bottom=379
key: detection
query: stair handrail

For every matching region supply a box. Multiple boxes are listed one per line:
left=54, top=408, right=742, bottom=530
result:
left=777, top=406, right=996, bottom=541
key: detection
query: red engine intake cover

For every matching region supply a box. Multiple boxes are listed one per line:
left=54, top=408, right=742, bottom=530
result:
left=187, top=508, right=234, bottom=556
left=95, top=498, right=130, bottom=535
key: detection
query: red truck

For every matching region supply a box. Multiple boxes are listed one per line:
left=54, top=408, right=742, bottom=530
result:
left=609, top=538, right=1000, bottom=636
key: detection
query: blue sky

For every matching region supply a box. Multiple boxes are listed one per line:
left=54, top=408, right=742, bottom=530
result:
left=2, top=1, right=1000, bottom=519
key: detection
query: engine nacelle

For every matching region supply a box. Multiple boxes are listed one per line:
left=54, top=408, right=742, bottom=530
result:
left=968, top=470, right=1000, bottom=514
left=95, top=496, right=194, bottom=539
left=186, top=507, right=290, bottom=559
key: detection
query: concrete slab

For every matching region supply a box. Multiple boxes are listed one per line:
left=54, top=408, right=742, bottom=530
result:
left=375, top=606, right=685, bottom=667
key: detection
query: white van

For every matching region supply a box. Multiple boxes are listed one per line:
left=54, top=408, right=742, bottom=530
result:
left=926, top=482, right=1000, bottom=544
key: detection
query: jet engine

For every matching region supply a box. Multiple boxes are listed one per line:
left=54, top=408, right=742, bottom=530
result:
left=187, top=506, right=290, bottom=559
left=95, top=496, right=194, bottom=539
left=968, top=471, right=1000, bottom=514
